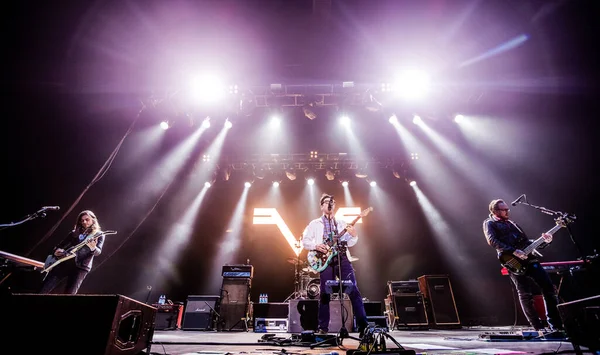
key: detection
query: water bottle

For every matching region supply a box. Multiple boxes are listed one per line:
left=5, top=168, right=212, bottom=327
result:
left=158, top=294, right=165, bottom=305
left=259, top=293, right=265, bottom=303
left=264, top=293, right=268, bottom=303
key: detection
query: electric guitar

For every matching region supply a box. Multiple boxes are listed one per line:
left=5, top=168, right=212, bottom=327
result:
left=307, top=207, right=373, bottom=272
left=498, top=214, right=574, bottom=275
left=41, top=230, right=116, bottom=279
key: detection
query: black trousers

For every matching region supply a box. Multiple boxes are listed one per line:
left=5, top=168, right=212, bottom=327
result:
left=509, top=262, right=563, bottom=330
left=39, top=261, right=89, bottom=295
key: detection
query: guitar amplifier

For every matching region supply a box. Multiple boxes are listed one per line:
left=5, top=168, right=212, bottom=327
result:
left=222, top=265, right=254, bottom=279
left=153, top=303, right=184, bottom=330
left=388, top=280, right=420, bottom=295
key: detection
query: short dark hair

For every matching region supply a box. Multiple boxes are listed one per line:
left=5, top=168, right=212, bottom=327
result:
left=489, top=199, right=505, bottom=213
left=320, top=193, right=332, bottom=205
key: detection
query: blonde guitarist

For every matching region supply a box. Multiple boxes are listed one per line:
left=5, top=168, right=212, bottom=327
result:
left=301, top=193, right=369, bottom=337
left=39, top=210, right=105, bottom=294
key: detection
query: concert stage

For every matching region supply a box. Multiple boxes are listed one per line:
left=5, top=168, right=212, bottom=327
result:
left=147, top=327, right=574, bottom=355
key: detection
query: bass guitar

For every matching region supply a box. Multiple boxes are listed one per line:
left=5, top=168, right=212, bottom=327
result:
left=307, top=207, right=373, bottom=272
left=498, top=214, right=573, bottom=275
left=41, top=230, right=116, bottom=279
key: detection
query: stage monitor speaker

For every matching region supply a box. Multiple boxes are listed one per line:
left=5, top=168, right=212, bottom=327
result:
left=155, top=303, right=184, bottom=330
left=418, top=275, right=461, bottom=328
left=220, top=277, right=251, bottom=331
left=558, top=294, right=600, bottom=352
left=182, top=295, right=220, bottom=330
left=2, top=293, right=156, bottom=355
left=288, top=298, right=354, bottom=333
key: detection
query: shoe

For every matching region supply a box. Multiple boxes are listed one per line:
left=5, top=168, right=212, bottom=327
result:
left=315, top=329, right=328, bottom=335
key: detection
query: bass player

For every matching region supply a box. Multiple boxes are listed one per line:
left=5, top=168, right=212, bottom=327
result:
left=301, top=193, right=369, bottom=336
left=483, top=199, right=563, bottom=332
left=39, top=210, right=105, bottom=294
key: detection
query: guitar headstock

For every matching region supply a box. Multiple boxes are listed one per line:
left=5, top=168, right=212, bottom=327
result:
left=360, top=207, right=374, bottom=218
left=555, top=213, right=576, bottom=227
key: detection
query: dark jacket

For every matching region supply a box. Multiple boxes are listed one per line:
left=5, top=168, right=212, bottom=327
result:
left=55, top=230, right=105, bottom=272
left=482, top=215, right=546, bottom=257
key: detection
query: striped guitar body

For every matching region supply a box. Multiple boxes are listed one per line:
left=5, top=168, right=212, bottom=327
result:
left=499, top=214, right=573, bottom=275
left=307, top=207, right=373, bottom=272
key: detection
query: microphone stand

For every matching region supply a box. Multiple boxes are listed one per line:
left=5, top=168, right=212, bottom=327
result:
left=0, top=207, right=53, bottom=230
left=515, top=197, right=583, bottom=260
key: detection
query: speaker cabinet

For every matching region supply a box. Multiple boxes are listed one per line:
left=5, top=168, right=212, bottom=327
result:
left=155, top=303, right=184, bottom=330
left=418, top=275, right=461, bottom=328
left=387, top=294, right=428, bottom=328
left=221, top=278, right=251, bottom=304
left=558, top=294, right=600, bottom=352
left=288, top=299, right=354, bottom=333
left=3, top=293, right=156, bottom=355
left=182, top=295, right=220, bottom=330
left=220, top=278, right=251, bottom=331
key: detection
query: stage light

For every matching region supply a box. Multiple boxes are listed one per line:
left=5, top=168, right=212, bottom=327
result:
left=244, top=182, right=252, bottom=188
left=310, top=151, right=318, bottom=159
left=412, top=115, right=422, bottom=125
left=341, top=181, right=349, bottom=187
left=272, top=181, right=280, bottom=187
left=285, top=170, right=296, bottom=181
left=355, top=169, right=368, bottom=179
left=369, top=181, right=377, bottom=187
left=409, top=180, right=417, bottom=187
left=202, top=117, right=211, bottom=129
left=224, top=119, right=233, bottom=129
left=454, top=114, right=465, bottom=123
left=204, top=182, right=212, bottom=188
left=410, top=153, right=419, bottom=160
left=160, top=121, right=170, bottom=130
left=388, top=115, right=398, bottom=125
left=303, top=104, right=317, bottom=120
left=307, top=178, right=315, bottom=185
left=325, top=169, right=335, bottom=181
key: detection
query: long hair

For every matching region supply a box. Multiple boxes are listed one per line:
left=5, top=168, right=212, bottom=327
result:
left=74, top=210, right=101, bottom=235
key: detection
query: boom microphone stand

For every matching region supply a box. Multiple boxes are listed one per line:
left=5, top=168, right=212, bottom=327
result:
left=0, top=206, right=60, bottom=231
left=512, top=194, right=581, bottom=258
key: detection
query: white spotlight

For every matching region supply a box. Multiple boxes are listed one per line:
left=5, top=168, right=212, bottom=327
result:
left=272, top=181, right=280, bottom=187
left=341, top=181, right=349, bottom=187
left=409, top=180, right=417, bottom=187
left=454, top=114, right=465, bottom=123
left=225, top=119, right=233, bottom=129
left=204, top=182, right=211, bottom=188
left=307, top=178, right=315, bottom=185
left=202, top=117, right=211, bottom=129
left=339, top=115, right=350, bottom=127
left=369, top=181, right=377, bottom=187
left=412, top=115, right=422, bottom=125
left=160, top=121, right=170, bottom=130
left=388, top=115, right=398, bottom=125
left=244, top=181, right=252, bottom=188
left=270, top=116, right=281, bottom=128
left=395, top=69, right=430, bottom=100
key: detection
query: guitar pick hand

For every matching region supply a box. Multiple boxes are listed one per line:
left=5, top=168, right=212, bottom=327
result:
left=513, top=249, right=527, bottom=260
left=87, top=238, right=98, bottom=251
left=316, top=244, right=329, bottom=254
left=541, top=233, right=553, bottom=243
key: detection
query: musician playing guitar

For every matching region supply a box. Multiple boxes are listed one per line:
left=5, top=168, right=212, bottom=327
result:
left=39, top=210, right=105, bottom=294
left=301, top=194, right=369, bottom=337
left=483, top=199, right=563, bottom=332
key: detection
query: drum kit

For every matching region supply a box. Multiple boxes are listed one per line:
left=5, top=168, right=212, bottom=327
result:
left=283, top=250, right=359, bottom=302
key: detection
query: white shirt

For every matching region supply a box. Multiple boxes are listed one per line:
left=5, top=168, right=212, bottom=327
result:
left=301, top=216, right=358, bottom=251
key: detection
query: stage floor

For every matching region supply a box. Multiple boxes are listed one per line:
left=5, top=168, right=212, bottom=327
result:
left=148, top=326, right=577, bottom=355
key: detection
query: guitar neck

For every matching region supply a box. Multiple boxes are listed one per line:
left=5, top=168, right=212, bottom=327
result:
left=523, top=223, right=562, bottom=255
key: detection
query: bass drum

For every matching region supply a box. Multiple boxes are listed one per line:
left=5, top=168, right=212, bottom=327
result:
left=306, top=278, right=321, bottom=299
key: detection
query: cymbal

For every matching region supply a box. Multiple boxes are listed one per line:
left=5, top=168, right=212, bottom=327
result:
left=286, top=257, right=306, bottom=265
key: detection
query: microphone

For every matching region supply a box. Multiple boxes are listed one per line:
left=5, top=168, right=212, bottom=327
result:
left=41, top=206, right=60, bottom=211
left=328, top=196, right=334, bottom=212
left=511, top=194, right=525, bottom=206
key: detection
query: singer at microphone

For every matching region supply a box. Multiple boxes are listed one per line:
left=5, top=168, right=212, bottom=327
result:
left=328, top=196, right=334, bottom=211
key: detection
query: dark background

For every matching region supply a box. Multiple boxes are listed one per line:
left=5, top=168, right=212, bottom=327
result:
left=1, top=0, right=599, bottom=326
